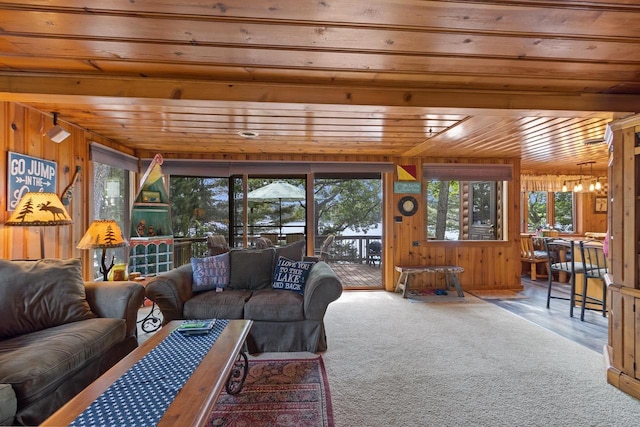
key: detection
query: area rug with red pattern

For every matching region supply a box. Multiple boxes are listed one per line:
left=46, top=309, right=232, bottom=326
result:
left=210, top=356, right=334, bottom=427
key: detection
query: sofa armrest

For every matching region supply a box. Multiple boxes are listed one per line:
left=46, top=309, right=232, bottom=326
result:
left=303, top=262, right=343, bottom=320
left=145, top=264, right=194, bottom=324
left=0, top=383, right=16, bottom=426
left=85, top=281, right=145, bottom=339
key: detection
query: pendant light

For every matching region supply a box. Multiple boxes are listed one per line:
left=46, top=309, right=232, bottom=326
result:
left=574, top=163, right=583, bottom=193
left=595, top=177, right=602, bottom=191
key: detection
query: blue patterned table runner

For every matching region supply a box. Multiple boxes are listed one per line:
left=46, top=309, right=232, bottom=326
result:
left=70, top=319, right=229, bottom=427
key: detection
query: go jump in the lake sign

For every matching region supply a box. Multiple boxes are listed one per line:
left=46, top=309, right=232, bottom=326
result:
left=7, top=152, right=57, bottom=211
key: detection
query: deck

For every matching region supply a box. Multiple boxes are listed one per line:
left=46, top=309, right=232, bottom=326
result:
left=328, top=262, right=383, bottom=289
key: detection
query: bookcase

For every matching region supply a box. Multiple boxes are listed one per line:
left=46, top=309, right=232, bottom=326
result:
left=129, top=237, right=173, bottom=276
left=128, top=154, right=173, bottom=276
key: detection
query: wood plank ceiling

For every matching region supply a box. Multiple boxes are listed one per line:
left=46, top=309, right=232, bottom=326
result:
left=1, top=0, right=640, bottom=175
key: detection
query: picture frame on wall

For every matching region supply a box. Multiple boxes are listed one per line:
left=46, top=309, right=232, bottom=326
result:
left=594, top=196, right=608, bottom=213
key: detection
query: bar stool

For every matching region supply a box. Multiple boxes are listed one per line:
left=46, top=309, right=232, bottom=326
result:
left=578, top=240, right=608, bottom=321
left=544, top=238, right=582, bottom=317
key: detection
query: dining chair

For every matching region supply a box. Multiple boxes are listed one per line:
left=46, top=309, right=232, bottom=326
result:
left=520, top=234, right=548, bottom=281
left=314, top=234, right=335, bottom=262
left=260, top=233, right=279, bottom=246
left=578, top=240, right=608, bottom=321
left=207, top=234, right=230, bottom=256
left=543, top=238, right=582, bottom=317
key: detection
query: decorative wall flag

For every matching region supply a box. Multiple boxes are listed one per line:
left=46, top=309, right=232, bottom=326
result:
left=397, top=165, right=417, bottom=181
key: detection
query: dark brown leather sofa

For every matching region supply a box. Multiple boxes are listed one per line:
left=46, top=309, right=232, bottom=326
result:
left=0, top=259, right=144, bottom=426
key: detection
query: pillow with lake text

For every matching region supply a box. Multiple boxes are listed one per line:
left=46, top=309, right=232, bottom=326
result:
left=272, top=256, right=315, bottom=295
left=191, top=252, right=230, bottom=292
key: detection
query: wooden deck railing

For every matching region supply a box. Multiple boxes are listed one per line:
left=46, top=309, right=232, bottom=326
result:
left=171, top=235, right=382, bottom=268
left=173, top=237, right=208, bottom=268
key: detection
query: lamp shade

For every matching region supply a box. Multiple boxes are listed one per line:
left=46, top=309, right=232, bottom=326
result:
left=77, top=220, right=127, bottom=249
left=5, top=192, right=72, bottom=226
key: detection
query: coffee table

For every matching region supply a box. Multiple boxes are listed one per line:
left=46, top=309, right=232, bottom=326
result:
left=41, top=319, right=253, bottom=427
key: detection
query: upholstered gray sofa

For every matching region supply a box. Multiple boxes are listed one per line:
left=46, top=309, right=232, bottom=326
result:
left=0, top=259, right=145, bottom=426
left=145, top=241, right=343, bottom=353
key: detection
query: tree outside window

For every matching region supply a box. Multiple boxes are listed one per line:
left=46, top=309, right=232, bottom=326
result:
left=524, top=190, right=574, bottom=233
left=426, top=180, right=503, bottom=240
left=92, top=162, right=129, bottom=279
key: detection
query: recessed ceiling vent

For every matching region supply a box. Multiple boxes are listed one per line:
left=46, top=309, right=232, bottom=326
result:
left=238, top=130, right=259, bottom=139
left=583, top=138, right=605, bottom=145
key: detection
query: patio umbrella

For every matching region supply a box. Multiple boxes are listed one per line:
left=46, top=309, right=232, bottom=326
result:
left=247, top=181, right=306, bottom=236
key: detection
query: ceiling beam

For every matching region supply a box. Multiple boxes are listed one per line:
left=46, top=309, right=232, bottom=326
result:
left=0, top=73, right=638, bottom=114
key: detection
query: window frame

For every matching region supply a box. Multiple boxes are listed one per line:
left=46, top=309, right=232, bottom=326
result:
left=521, top=190, right=575, bottom=233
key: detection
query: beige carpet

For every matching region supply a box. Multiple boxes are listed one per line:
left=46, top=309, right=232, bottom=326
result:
left=316, top=291, right=640, bottom=427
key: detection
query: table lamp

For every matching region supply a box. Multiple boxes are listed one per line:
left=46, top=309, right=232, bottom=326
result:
left=77, top=219, right=127, bottom=281
left=5, top=192, right=72, bottom=258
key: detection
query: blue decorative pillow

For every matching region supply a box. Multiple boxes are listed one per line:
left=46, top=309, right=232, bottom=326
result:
left=272, top=256, right=315, bottom=295
left=191, top=253, right=230, bottom=292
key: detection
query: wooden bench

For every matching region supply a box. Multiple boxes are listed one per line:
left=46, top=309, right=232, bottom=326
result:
left=394, top=265, right=464, bottom=298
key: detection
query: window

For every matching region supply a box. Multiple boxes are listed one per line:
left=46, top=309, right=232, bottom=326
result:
left=523, top=190, right=574, bottom=233
left=426, top=180, right=504, bottom=240
left=423, top=163, right=511, bottom=241
left=553, top=192, right=574, bottom=232
left=527, top=191, right=548, bottom=232
left=169, top=176, right=230, bottom=239
left=92, top=162, right=130, bottom=279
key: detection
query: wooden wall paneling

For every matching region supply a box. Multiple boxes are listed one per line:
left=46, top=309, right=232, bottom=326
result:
left=605, top=115, right=640, bottom=400
left=609, top=127, right=623, bottom=283
left=383, top=170, right=396, bottom=291
left=0, top=103, right=8, bottom=260
left=31, top=109, right=61, bottom=259
left=0, top=103, right=92, bottom=264
left=51, top=119, right=71, bottom=260
left=70, top=131, right=89, bottom=262
left=622, top=127, right=637, bottom=288
left=9, top=105, right=29, bottom=259
left=621, top=290, right=637, bottom=380
left=385, top=156, right=522, bottom=291
left=608, top=284, right=623, bottom=375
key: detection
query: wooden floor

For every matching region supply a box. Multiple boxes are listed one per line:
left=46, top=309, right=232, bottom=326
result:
left=471, top=276, right=608, bottom=354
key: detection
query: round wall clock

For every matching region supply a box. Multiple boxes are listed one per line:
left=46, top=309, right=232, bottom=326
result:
left=398, top=196, right=418, bottom=216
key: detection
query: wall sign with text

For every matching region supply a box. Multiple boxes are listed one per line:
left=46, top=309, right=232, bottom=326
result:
left=393, top=181, right=421, bottom=194
left=7, top=151, right=57, bottom=211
